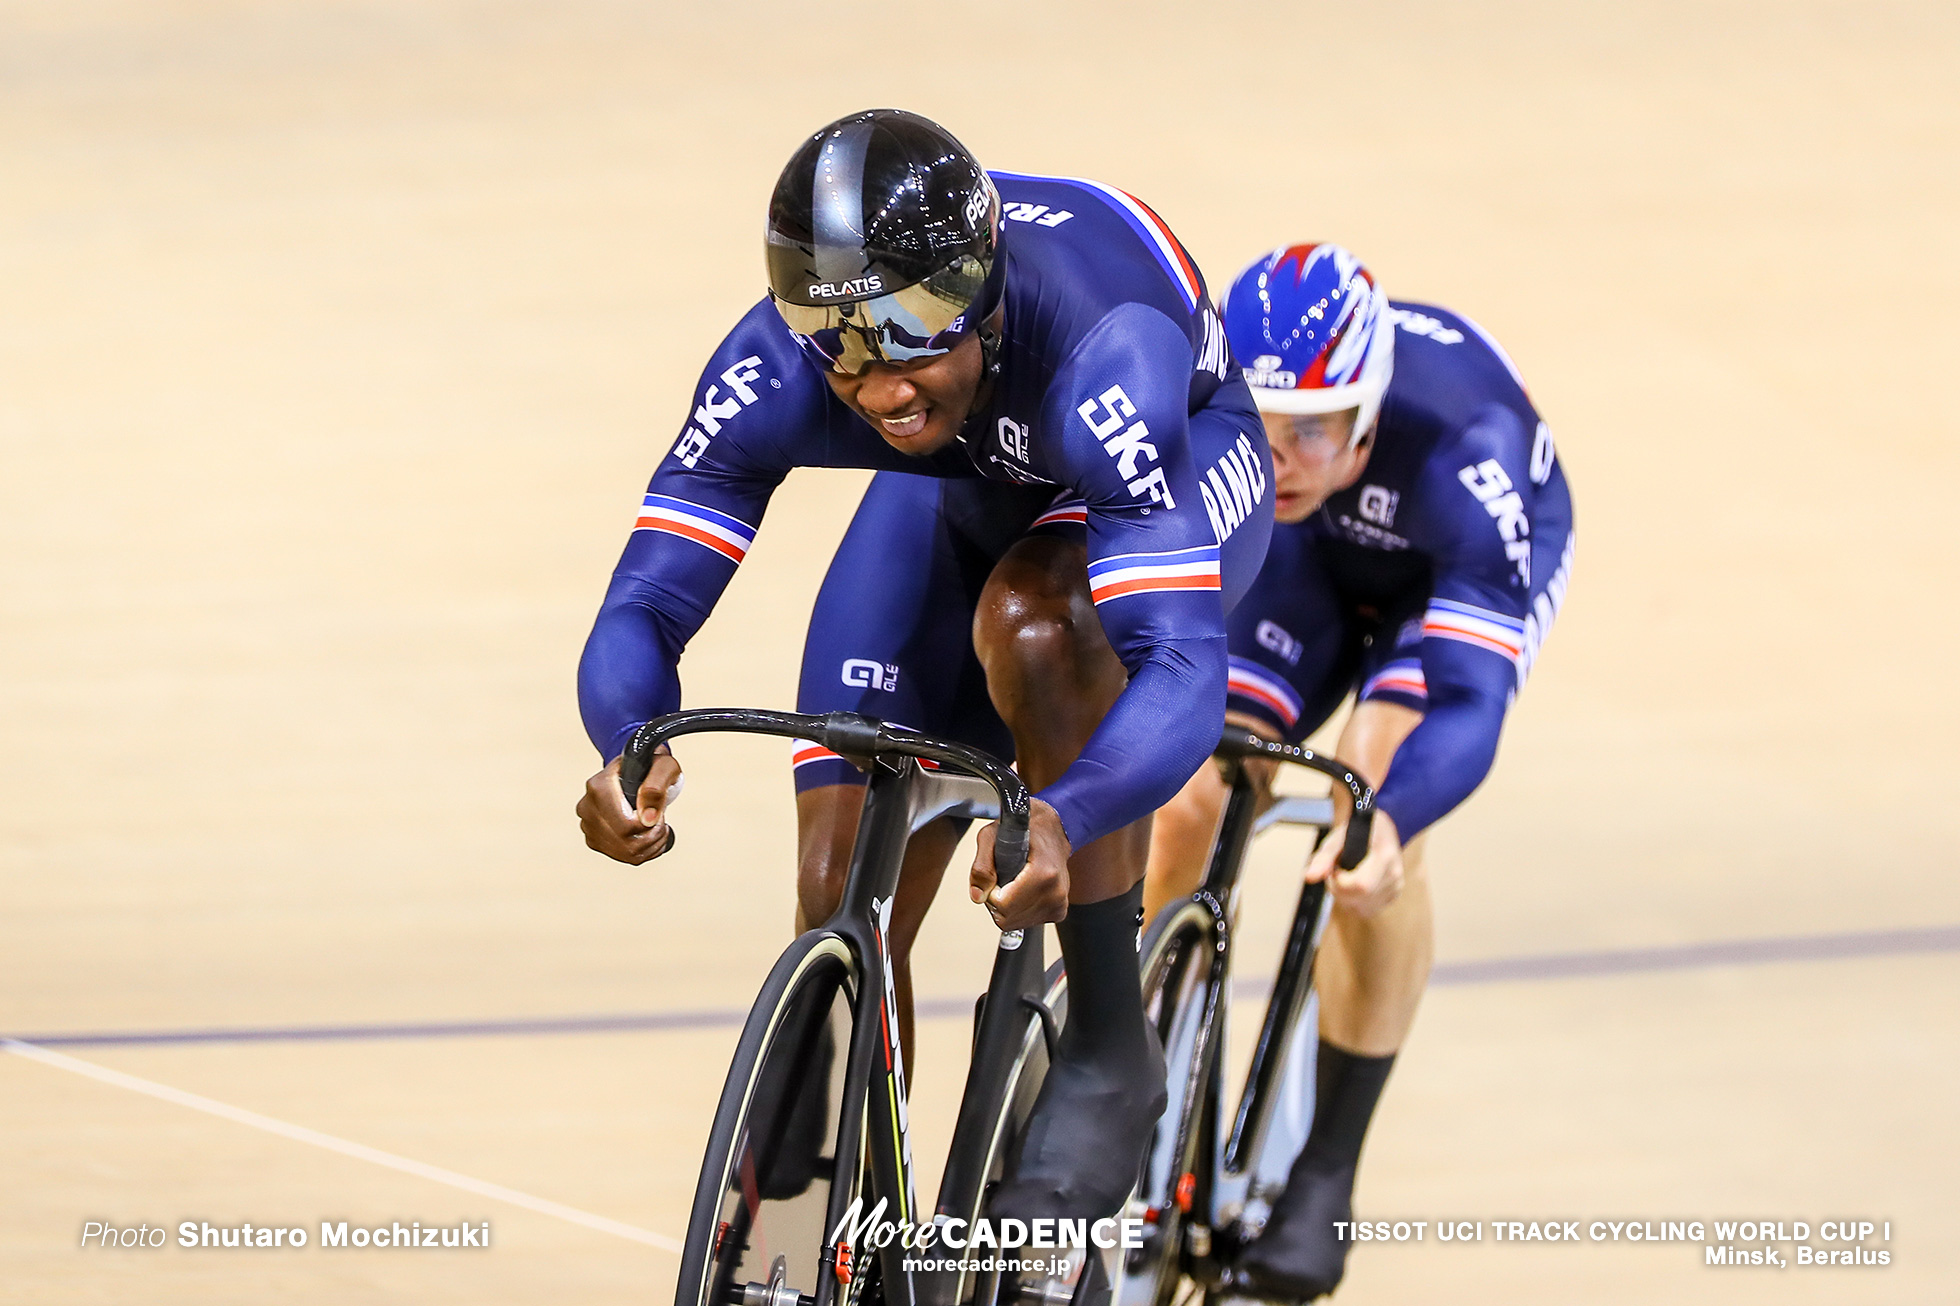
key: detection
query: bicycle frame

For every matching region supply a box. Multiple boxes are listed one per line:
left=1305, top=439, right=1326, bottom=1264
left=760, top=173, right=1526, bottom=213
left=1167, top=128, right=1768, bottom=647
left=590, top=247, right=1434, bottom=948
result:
left=622, top=710, right=1042, bottom=1306
left=1147, top=730, right=1373, bottom=1278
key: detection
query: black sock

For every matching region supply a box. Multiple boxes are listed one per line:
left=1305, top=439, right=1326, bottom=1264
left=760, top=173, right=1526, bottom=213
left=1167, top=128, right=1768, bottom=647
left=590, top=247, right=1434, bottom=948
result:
left=1052, top=882, right=1150, bottom=1063
left=989, top=881, right=1166, bottom=1224
left=1239, top=1041, right=1396, bottom=1297
left=1301, top=1040, right=1396, bottom=1177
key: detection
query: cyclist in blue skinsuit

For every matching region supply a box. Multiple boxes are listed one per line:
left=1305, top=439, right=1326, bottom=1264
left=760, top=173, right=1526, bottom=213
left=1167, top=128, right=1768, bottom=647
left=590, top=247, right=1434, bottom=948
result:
left=574, top=110, right=1274, bottom=1222
left=1144, top=243, right=1574, bottom=1299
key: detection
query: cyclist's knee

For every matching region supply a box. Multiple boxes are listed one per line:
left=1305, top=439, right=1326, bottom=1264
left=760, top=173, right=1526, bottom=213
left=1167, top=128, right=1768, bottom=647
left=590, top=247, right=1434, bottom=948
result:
left=973, top=538, right=1113, bottom=705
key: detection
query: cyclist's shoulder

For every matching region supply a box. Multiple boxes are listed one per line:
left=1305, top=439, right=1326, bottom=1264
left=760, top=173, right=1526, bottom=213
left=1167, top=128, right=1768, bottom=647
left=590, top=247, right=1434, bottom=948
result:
left=992, top=171, right=1212, bottom=360
left=669, top=299, right=858, bottom=477
left=1383, top=300, right=1538, bottom=431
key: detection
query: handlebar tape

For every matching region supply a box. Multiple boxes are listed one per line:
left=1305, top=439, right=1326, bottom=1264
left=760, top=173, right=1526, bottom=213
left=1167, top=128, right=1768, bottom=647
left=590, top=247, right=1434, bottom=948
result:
left=1337, top=808, right=1372, bottom=870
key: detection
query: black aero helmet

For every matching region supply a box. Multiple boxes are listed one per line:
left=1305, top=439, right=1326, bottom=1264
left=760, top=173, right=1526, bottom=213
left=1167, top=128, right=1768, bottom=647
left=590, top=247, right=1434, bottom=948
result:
left=767, top=109, right=1002, bottom=375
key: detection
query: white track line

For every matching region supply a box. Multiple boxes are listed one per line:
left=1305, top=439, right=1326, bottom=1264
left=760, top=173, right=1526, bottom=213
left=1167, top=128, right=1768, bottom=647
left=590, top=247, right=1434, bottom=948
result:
left=2, top=1039, right=681, bottom=1253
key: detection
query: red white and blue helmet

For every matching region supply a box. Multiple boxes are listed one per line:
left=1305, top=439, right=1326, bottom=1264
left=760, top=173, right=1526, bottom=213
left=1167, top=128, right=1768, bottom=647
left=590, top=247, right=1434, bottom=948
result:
left=1219, top=243, right=1395, bottom=444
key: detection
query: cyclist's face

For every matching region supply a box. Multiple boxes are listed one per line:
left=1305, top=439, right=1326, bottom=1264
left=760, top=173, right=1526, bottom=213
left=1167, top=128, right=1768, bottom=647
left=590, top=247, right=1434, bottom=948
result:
left=825, top=332, right=985, bottom=457
left=1264, top=409, right=1371, bottom=524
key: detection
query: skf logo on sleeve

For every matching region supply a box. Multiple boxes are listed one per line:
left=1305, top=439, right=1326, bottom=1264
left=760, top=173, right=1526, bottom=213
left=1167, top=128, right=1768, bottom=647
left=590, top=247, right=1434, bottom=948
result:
left=841, top=659, right=899, bottom=692
left=674, top=356, right=767, bottom=468
left=1457, top=458, right=1531, bottom=584
left=1077, top=385, right=1174, bottom=509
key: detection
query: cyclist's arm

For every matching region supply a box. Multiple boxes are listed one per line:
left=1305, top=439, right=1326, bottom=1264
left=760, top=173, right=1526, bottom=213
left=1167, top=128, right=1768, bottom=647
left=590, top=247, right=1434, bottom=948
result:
left=1036, top=304, right=1234, bottom=850
left=1372, top=408, right=1542, bottom=838
left=577, top=307, right=821, bottom=761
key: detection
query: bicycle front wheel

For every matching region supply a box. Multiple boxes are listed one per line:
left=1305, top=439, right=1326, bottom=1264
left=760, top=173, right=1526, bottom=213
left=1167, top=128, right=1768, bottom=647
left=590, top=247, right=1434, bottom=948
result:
left=677, top=931, right=864, bottom=1306
left=1121, top=898, right=1226, bottom=1306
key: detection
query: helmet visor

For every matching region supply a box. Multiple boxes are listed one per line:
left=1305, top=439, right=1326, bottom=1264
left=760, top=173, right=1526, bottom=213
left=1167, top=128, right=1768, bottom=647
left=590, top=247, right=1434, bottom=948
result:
left=773, top=257, right=990, bottom=375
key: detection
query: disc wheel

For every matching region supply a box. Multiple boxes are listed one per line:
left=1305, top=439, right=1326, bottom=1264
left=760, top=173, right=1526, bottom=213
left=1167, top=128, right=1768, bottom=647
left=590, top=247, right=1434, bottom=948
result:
left=677, top=932, right=865, bottom=1306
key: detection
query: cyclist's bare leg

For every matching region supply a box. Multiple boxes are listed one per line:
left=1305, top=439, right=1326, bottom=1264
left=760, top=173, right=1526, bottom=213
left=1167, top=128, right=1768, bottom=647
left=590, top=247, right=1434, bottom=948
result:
left=796, top=784, right=961, bottom=1061
left=1314, top=700, right=1429, bottom=1056
left=1146, top=701, right=1432, bottom=1050
left=973, top=535, right=1147, bottom=903
left=972, top=534, right=1169, bottom=1222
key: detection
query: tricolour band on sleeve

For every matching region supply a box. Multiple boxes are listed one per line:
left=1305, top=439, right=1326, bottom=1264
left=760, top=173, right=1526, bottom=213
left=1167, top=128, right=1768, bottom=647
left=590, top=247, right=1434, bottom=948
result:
left=1086, top=544, right=1221, bottom=604
left=633, top=494, right=758, bottom=564
left=1361, top=658, right=1429, bottom=703
left=1227, top=655, right=1303, bottom=728
left=1421, top=598, right=1525, bottom=660
left=1029, top=496, right=1089, bottom=529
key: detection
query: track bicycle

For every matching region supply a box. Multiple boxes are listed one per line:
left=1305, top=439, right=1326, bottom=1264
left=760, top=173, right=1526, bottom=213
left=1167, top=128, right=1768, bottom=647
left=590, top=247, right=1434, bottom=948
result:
left=623, top=708, right=1081, bottom=1306
left=1117, top=729, right=1376, bottom=1306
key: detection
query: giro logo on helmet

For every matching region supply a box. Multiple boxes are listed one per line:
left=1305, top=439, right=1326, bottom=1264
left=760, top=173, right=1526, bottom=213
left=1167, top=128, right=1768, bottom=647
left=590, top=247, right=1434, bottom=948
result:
left=806, top=276, right=885, bottom=301
left=1246, top=354, right=1298, bottom=390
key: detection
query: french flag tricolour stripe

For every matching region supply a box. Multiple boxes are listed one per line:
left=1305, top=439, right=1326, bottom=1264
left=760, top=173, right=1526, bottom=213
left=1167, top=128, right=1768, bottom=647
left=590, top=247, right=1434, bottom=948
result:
left=1031, top=497, right=1088, bottom=530
left=791, top=740, right=840, bottom=770
left=1362, top=659, right=1429, bottom=702
left=1086, top=544, right=1220, bottom=604
left=989, top=172, right=1201, bottom=312
left=634, top=494, right=758, bottom=564
left=792, top=739, right=936, bottom=772
left=1227, top=657, right=1302, bottom=727
left=1422, top=599, right=1525, bottom=660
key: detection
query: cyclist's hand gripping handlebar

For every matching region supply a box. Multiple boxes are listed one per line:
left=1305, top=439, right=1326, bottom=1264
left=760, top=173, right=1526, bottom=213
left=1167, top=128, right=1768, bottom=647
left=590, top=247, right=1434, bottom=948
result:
left=1216, top=728, right=1375, bottom=869
left=619, top=708, right=1032, bottom=882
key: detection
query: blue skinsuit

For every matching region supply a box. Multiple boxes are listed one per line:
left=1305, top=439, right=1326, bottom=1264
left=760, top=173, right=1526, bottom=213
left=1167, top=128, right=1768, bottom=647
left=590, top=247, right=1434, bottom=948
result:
left=578, top=172, right=1275, bottom=850
left=1225, top=304, right=1575, bottom=839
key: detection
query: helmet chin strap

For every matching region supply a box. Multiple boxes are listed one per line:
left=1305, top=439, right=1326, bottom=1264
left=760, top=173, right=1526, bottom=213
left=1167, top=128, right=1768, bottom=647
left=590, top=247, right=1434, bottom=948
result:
left=978, top=304, right=1005, bottom=381
left=962, top=305, right=1007, bottom=423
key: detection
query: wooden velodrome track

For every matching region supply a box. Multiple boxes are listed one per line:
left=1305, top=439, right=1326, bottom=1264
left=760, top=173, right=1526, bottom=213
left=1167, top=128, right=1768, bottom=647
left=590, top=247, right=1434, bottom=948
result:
left=4, top=2, right=1956, bottom=1302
